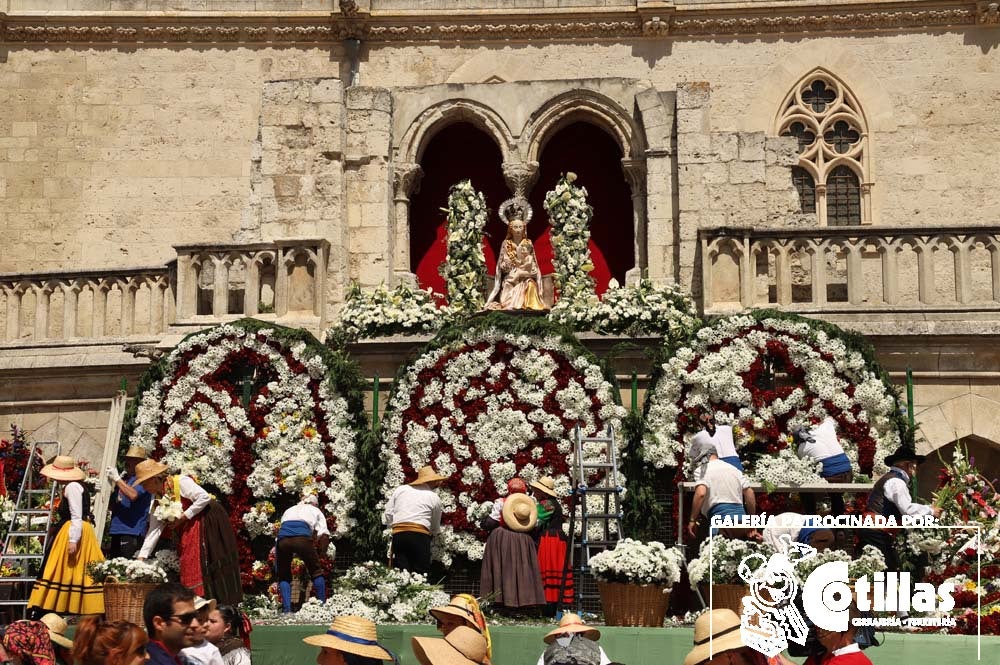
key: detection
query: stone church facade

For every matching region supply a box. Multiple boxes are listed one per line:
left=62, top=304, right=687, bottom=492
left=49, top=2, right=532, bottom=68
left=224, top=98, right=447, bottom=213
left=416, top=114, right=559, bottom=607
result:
left=1, top=0, right=999, bottom=490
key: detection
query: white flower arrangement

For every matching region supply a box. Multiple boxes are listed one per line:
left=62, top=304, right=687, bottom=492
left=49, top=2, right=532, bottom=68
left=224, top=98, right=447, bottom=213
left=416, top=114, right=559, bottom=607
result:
left=330, top=281, right=443, bottom=342
left=589, top=539, right=684, bottom=587
left=154, top=550, right=180, bottom=575
left=380, top=325, right=627, bottom=564
left=153, top=494, right=184, bottom=523
left=643, top=314, right=901, bottom=476
left=88, top=557, right=170, bottom=584
left=247, top=561, right=449, bottom=625
left=545, top=173, right=599, bottom=327
left=441, top=180, right=488, bottom=315
left=128, top=324, right=359, bottom=539
left=687, top=536, right=776, bottom=585
left=792, top=545, right=886, bottom=584
left=748, top=447, right=823, bottom=491
left=588, top=278, right=701, bottom=341
left=243, top=501, right=278, bottom=539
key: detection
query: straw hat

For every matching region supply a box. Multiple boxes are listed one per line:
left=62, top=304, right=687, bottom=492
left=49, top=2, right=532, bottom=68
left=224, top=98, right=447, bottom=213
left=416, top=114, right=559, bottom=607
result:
left=123, top=446, right=148, bottom=460
left=39, top=614, right=73, bottom=649
left=543, top=613, right=600, bottom=644
left=529, top=476, right=558, bottom=499
left=683, top=609, right=747, bottom=665
left=412, top=626, right=487, bottom=665
left=193, top=596, right=217, bottom=614
left=429, top=597, right=480, bottom=631
left=39, top=456, right=86, bottom=483
left=501, top=493, right=537, bottom=533
left=132, top=459, right=169, bottom=486
left=411, top=465, right=448, bottom=486
left=304, top=616, right=394, bottom=660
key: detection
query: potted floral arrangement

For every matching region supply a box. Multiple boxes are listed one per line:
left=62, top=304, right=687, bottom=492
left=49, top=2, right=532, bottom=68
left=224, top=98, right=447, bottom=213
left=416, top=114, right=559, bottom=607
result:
left=88, top=557, right=172, bottom=625
left=589, top=539, right=684, bottom=627
left=687, top=536, right=775, bottom=615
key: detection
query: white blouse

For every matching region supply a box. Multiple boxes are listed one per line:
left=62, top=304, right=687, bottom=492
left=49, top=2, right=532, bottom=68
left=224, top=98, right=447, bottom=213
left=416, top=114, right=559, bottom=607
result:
left=137, top=475, right=211, bottom=559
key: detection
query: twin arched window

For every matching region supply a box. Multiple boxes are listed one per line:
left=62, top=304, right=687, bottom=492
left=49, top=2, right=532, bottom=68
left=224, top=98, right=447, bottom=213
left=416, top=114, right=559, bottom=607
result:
left=777, top=72, right=872, bottom=225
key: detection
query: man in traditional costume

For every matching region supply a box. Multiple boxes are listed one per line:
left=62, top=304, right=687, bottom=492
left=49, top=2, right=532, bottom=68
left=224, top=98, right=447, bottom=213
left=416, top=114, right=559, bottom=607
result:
left=687, top=440, right=756, bottom=539
left=105, top=445, right=154, bottom=559
left=858, top=446, right=940, bottom=570
left=384, top=465, right=447, bottom=574
left=133, top=460, right=243, bottom=605
left=275, top=493, right=330, bottom=613
left=690, top=425, right=743, bottom=471
left=27, top=455, right=105, bottom=616
left=795, top=417, right=853, bottom=516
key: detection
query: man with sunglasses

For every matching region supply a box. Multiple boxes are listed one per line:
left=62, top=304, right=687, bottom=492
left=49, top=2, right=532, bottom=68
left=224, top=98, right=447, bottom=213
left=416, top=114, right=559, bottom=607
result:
left=144, top=582, right=203, bottom=665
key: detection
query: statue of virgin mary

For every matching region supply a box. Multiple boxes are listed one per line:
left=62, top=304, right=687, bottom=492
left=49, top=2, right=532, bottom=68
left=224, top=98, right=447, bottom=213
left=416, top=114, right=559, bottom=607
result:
left=485, top=196, right=547, bottom=311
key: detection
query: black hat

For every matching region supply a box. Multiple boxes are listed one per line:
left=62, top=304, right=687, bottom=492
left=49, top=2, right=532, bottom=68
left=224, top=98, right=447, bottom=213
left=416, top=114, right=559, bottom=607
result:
left=884, top=446, right=926, bottom=467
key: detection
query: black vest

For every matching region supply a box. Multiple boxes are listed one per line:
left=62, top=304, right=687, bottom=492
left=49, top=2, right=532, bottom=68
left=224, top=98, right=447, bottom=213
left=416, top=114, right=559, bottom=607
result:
left=55, top=482, right=93, bottom=530
left=865, top=467, right=909, bottom=521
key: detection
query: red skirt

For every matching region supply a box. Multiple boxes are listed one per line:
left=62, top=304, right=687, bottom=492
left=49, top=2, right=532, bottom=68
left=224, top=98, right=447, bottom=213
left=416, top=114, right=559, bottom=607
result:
left=538, top=533, right=573, bottom=604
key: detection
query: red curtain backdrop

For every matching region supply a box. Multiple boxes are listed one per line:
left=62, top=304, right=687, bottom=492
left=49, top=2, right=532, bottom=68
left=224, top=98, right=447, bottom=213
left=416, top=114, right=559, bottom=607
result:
left=410, top=120, right=635, bottom=299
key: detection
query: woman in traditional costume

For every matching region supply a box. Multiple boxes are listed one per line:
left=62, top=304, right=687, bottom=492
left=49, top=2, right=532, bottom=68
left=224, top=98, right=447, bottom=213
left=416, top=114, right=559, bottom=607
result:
left=485, top=196, right=546, bottom=311
left=479, top=479, right=545, bottom=611
left=132, top=459, right=243, bottom=605
left=27, top=456, right=104, bottom=616
left=529, top=476, right=573, bottom=614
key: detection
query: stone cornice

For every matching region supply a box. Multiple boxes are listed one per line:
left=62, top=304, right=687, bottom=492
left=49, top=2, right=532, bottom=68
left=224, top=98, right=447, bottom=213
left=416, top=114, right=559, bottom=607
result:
left=0, top=1, right=994, bottom=44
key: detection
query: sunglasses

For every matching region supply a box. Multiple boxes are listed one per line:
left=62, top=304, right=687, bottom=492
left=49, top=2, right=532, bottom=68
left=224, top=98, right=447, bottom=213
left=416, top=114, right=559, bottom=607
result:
left=168, top=611, right=199, bottom=625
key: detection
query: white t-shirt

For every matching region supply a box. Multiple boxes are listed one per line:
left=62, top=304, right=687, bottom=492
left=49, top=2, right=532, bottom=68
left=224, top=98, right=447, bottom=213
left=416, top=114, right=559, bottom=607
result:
left=797, top=417, right=845, bottom=461
left=383, top=483, right=442, bottom=534
left=695, top=459, right=751, bottom=516
left=182, top=640, right=225, bottom=665
left=690, top=426, right=739, bottom=460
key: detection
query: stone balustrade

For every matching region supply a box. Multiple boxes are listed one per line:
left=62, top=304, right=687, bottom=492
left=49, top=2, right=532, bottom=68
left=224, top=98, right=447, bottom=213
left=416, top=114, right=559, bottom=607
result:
left=0, top=239, right=328, bottom=346
left=701, top=225, right=1000, bottom=314
left=0, top=267, right=173, bottom=344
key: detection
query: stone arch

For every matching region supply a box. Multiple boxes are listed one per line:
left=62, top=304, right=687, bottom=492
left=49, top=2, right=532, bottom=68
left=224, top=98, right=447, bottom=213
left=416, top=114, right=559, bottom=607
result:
left=916, top=389, right=1000, bottom=457
left=522, top=89, right=646, bottom=163
left=397, top=99, right=516, bottom=166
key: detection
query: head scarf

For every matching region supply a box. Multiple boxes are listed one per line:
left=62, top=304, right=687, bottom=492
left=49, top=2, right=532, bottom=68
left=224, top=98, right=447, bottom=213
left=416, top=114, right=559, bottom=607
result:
left=688, top=433, right=717, bottom=467
left=506, top=478, right=527, bottom=495
left=3, top=620, right=56, bottom=665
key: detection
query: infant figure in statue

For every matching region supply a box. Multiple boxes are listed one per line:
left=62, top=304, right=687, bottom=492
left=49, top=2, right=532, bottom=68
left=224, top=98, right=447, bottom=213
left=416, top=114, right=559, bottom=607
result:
left=486, top=196, right=547, bottom=311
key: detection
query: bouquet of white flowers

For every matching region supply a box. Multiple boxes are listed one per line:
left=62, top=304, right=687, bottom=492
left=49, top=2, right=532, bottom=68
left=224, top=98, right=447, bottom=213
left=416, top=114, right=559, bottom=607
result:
left=589, top=539, right=684, bottom=587
left=153, top=494, right=184, bottom=523
left=792, top=545, right=886, bottom=585
left=88, top=557, right=169, bottom=584
left=687, top=536, right=775, bottom=585
left=748, top=446, right=823, bottom=492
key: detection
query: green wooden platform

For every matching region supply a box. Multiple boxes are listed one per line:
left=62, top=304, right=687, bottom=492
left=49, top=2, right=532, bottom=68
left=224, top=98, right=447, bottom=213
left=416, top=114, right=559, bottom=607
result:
left=248, top=624, right=1000, bottom=665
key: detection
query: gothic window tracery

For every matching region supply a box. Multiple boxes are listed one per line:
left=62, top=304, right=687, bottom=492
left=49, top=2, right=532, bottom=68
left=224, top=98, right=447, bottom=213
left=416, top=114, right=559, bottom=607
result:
left=776, top=71, right=872, bottom=225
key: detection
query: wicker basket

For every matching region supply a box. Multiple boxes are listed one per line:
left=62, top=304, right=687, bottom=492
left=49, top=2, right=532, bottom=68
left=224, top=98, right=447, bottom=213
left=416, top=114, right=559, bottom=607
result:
left=598, top=581, right=670, bottom=627
left=104, top=581, right=159, bottom=624
left=700, top=583, right=750, bottom=615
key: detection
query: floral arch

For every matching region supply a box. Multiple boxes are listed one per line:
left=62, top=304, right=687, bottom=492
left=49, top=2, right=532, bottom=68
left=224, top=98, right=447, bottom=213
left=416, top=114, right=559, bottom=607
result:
left=121, top=318, right=367, bottom=588
left=642, top=311, right=906, bottom=478
left=379, top=313, right=627, bottom=564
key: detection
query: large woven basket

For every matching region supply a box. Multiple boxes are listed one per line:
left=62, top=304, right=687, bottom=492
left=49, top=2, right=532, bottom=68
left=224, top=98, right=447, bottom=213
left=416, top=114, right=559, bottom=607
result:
left=700, top=583, right=750, bottom=615
left=104, top=581, right=158, bottom=624
left=598, top=581, right=670, bottom=627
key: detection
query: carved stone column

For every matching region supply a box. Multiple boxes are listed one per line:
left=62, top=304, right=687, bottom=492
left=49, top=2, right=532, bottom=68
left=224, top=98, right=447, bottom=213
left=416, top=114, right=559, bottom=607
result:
left=502, top=161, right=539, bottom=198
left=392, top=162, right=423, bottom=286
left=621, top=158, right=648, bottom=286
left=62, top=280, right=80, bottom=339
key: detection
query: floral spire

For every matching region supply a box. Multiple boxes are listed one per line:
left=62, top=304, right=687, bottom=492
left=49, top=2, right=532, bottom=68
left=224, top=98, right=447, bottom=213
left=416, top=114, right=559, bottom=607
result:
left=545, top=172, right=599, bottom=328
left=440, top=180, right=488, bottom=315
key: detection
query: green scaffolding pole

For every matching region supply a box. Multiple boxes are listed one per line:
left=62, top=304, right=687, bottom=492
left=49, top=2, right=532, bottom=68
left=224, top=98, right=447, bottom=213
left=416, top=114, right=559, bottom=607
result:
left=372, top=373, right=380, bottom=432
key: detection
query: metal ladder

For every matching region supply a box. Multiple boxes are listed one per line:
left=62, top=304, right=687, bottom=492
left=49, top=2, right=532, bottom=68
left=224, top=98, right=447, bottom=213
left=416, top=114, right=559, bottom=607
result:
left=559, top=424, right=624, bottom=615
left=0, top=440, right=61, bottom=619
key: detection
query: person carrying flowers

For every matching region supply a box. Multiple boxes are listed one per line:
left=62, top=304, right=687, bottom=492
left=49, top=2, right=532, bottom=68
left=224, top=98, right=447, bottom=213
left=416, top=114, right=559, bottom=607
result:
left=27, top=456, right=105, bottom=616
left=133, top=460, right=242, bottom=605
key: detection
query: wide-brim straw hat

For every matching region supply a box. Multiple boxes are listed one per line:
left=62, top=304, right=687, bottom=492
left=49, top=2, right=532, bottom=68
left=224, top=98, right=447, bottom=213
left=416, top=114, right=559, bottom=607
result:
left=39, top=613, right=73, bottom=649
left=193, top=596, right=217, bottom=614
left=411, top=465, right=448, bottom=485
left=885, top=446, right=926, bottom=467
left=429, top=600, right=479, bottom=631
left=40, top=456, right=86, bottom=482
left=530, top=476, right=559, bottom=499
left=123, top=445, right=148, bottom=460
left=412, top=626, right=487, bottom=665
left=683, top=609, right=746, bottom=665
left=501, top=493, right=537, bottom=533
left=543, top=613, right=600, bottom=644
left=303, top=615, right=394, bottom=660
left=132, top=459, right=169, bottom=486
